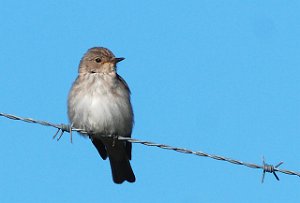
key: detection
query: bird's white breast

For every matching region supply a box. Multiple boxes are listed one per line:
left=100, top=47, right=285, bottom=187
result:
left=68, top=74, right=133, bottom=137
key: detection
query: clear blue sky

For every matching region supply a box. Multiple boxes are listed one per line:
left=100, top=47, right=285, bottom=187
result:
left=0, top=1, right=299, bottom=202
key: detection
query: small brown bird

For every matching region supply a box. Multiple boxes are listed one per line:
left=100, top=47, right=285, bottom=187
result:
left=67, top=47, right=135, bottom=184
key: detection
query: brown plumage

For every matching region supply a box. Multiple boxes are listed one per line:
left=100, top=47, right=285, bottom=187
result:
left=68, top=47, right=135, bottom=183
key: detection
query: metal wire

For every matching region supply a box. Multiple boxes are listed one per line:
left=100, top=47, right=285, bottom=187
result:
left=1, top=112, right=300, bottom=181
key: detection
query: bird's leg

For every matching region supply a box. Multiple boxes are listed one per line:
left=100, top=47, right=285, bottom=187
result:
left=112, top=134, right=118, bottom=147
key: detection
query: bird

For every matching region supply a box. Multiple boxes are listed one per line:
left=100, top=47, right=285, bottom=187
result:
left=67, top=47, right=135, bottom=184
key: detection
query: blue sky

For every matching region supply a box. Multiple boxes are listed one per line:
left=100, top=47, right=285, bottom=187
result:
left=1, top=0, right=300, bottom=202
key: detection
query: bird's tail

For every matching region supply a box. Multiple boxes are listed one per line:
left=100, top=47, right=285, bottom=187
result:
left=92, top=138, right=135, bottom=184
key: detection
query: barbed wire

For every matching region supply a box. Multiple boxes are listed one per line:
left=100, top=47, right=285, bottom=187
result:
left=1, top=112, right=299, bottom=182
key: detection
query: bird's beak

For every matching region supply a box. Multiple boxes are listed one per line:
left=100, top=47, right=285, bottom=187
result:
left=114, top=57, right=125, bottom=63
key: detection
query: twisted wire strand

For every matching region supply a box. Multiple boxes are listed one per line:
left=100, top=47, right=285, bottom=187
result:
left=1, top=112, right=300, bottom=181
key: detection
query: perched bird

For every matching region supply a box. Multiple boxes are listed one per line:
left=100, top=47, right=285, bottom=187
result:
left=67, top=47, right=135, bottom=184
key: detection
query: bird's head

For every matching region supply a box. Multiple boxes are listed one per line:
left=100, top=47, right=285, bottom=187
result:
left=78, top=47, right=125, bottom=74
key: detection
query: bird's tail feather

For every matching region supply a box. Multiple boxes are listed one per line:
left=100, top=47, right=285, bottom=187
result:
left=92, top=138, right=135, bottom=184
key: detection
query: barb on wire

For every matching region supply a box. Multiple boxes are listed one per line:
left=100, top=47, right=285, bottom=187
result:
left=1, top=112, right=300, bottom=182
left=261, top=156, right=284, bottom=183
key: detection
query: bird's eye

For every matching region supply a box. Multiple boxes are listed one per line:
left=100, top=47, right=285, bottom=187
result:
left=95, top=58, right=102, bottom=63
